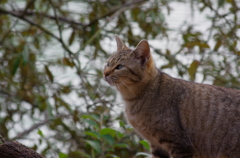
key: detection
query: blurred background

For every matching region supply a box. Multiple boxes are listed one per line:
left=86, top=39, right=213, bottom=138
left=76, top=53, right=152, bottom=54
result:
left=0, top=0, right=239, bottom=157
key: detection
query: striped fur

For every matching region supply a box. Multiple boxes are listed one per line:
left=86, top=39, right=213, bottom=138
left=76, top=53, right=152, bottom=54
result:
left=103, top=36, right=240, bottom=158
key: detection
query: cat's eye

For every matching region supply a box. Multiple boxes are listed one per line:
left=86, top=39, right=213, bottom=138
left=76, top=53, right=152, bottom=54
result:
left=106, top=63, right=110, bottom=67
left=115, top=64, right=124, bottom=70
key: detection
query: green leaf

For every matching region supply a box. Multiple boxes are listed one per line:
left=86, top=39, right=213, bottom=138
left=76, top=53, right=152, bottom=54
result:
left=85, top=140, right=102, bottom=154
left=37, top=129, right=44, bottom=137
left=119, top=120, right=125, bottom=128
left=11, top=56, right=21, bottom=76
left=81, top=114, right=99, bottom=121
left=46, top=101, right=54, bottom=119
left=116, top=131, right=124, bottom=139
left=62, top=57, right=74, bottom=68
left=214, top=39, right=222, bottom=51
left=199, top=42, right=210, bottom=49
left=83, top=119, right=99, bottom=128
left=101, top=134, right=115, bottom=145
left=139, top=140, right=150, bottom=151
left=105, top=154, right=120, bottom=158
left=0, top=0, right=7, bottom=4
left=135, top=152, right=151, bottom=157
left=100, top=128, right=116, bottom=137
left=74, top=151, right=91, bottom=158
left=114, top=143, right=129, bottom=149
left=85, top=131, right=100, bottom=139
left=68, top=29, right=75, bottom=45
left=58, top=152, right=68, bottom=158
left=218, top=0, right=225, bottom=7
left=22, top=45, right=29, bottom=65
left=188, top=60, right=200, bottom=81
left=44, top=65, right=54, bottom=82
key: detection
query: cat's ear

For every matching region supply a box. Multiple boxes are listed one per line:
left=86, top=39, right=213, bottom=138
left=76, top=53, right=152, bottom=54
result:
left=115, top=34, right=129, bottom=51
left=133, top=40, right=150, bottom=66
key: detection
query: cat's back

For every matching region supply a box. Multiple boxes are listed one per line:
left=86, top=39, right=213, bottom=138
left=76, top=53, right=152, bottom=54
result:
left=126, top=72, right=240, bottom=157
left=171, top=74, right=240, bottom=157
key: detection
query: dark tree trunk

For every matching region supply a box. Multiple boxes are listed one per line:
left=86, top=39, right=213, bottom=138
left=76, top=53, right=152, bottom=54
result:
left=0, top=141, right=44, bottom=158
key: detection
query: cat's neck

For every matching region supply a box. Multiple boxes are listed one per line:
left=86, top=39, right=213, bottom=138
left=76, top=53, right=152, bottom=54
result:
left=117, top=56, right=159, bottom=101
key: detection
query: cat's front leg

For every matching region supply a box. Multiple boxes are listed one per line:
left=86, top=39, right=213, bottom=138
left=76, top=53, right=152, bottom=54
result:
left=151, top=145, right=170, bottom=158
left=171, top=143, right=194, bottom=158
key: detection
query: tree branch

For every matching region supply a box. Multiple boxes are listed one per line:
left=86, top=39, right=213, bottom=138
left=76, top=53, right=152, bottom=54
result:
left=11, top=114, right=70, bottom=140
left=0, top=134, right=5, bottom=143
left=86, top=0, right=148, bottom=27
left=0, top=9, right=85, bottom=28
left=0, top=141, right=44, bottom=158
left=0, top=0, right=147, bottom=29
left=0, top=7, right=74, bottom=55
left=11, top=119, right=49, bottom=140
left=201, top=1, right=233, bottom=29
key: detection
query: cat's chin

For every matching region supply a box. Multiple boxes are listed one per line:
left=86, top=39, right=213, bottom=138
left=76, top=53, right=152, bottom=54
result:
left=105, top=79, right=117, bottom=86
left=107, top=81, right=121, bottom=88
left=107, top=82, right=115, bottom=86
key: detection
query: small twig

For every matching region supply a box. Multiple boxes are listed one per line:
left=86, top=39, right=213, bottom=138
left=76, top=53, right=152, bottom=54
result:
left=11, top=114, right=70, bottom=140
left=201, top=1, right=233, bottom=29
left=49, top=0, right=64, bottom=41
left=0, top=19, right=19, bottom=45
left=21, top=0, right=35, bottom=17
left=0, top=135, right=5, bottom=144
left=48, top=0, right=75, bottom=55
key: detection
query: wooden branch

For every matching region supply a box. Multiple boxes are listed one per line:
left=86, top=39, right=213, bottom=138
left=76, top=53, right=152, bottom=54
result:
left=0, top=8, right=59, bottom=40
left=0, top=9, right=85, bottom=28
left=201, top=1, right=233, bottom=29
left=11, top=114, right=70, bottom=141
left=0, top=7, right=74, bottom=55
left=0, top=0, right=147, bottom=29
left=11, top=119, right=49, bottom=140
left=86, top=0, right=147, bottom=27
left=0, top=141, right=44, bottom=158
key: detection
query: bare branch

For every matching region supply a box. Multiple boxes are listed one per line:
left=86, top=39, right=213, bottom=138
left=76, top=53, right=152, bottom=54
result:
left=0, top=8, right=58, bottom=40
left=11, top=114, right=70, bottom=140
left=0, top=135, right=5, bottom=144
left=201, top=1, right=234, bottom=30
left=0, top=0, right=147, bottom=29
left=0, top=7, right=74, bottom=55
left=21, top=0, right=35, bottom=17
left=11, top=119, right=49, bottom=140
left=86, top=0, right=148, bottom=27
left=0, top=19, right=19, bottom=44
left=0, top=9, right=85, bottom=28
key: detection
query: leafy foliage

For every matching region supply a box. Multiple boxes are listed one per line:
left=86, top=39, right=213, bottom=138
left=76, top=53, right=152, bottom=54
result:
left=0, top=0, right=239, bottom=157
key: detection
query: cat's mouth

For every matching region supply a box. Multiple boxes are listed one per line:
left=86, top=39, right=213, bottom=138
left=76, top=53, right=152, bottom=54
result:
left=104, top=76, right=119, bottom=86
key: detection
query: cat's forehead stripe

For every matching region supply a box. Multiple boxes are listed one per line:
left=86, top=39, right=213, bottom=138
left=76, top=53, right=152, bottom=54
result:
left=108, top=50, right=132, bottom=63
left=107, top=54, right=117, bottom=63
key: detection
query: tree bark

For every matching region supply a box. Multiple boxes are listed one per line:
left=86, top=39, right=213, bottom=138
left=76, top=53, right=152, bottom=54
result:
left=0, top=141, right=44, bottom=158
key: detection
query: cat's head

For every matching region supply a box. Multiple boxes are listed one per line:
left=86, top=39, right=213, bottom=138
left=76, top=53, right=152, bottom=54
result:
left=103, top=35, right=157, bottom=94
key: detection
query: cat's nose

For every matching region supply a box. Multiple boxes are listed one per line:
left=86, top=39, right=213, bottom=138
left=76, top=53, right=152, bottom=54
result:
left=104, top=71, right=110, bottom=78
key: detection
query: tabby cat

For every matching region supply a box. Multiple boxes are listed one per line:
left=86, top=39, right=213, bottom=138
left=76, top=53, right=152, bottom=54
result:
left=103, top=35, right=240, bottom=158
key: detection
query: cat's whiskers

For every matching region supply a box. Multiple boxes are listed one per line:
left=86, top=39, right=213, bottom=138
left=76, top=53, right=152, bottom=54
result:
left=114, top=83, right=121, bottom=91
left=116, top=83, right=121, bottom=92
left=120, top=80, right=132, bottom=84
left=119, top=80, right=137, bottom=98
